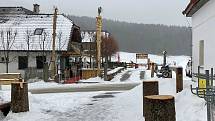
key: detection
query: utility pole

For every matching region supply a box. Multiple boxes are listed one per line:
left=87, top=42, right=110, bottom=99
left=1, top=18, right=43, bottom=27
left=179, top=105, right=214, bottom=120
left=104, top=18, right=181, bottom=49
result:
left=96, top=7, right=102, bottom=76
left=50, top=7, right=58, bottom=79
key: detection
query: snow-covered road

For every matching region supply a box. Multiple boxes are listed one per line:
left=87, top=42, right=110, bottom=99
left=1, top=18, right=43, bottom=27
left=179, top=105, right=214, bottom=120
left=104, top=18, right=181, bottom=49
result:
left=0, top=55, right=208, bottom=121
left=29, top=83, right=140, bottom=94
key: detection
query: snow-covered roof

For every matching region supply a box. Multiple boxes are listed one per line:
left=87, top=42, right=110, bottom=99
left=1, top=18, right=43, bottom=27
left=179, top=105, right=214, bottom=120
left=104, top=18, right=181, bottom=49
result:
left=81, top=30, right=110, bottom=42
left=0, top=7, right=35, bottom=15
left=0, top=14, right=73, bottom=51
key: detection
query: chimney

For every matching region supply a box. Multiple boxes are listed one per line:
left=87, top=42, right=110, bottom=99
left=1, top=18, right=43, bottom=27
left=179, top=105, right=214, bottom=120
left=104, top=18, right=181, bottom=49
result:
left=33, top=4, right=40, bottom=14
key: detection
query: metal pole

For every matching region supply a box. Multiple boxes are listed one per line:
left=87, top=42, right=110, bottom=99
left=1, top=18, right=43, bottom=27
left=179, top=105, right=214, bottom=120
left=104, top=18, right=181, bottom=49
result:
left=211, top=68, right=213, bottom=87
left=206, top=70, right=211, bottom=121
left=198, top=66, right=200, bottom=87
left=163, top=51, right=167, bottom=67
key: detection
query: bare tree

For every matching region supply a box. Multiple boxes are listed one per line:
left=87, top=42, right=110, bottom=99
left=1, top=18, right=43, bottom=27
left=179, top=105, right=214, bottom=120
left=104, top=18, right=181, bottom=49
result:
left=25, top=29, right=32, bottom=58
left=0, top=29, right=17, bottom=73
left=101, top=35, right=119, bottom=62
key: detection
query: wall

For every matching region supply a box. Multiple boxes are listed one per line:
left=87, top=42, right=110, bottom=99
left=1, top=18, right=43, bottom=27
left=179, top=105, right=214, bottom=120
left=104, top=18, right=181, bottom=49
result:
left=0, top=51, right=52, bottom=79
left=192, top=0, right=215, bottom=73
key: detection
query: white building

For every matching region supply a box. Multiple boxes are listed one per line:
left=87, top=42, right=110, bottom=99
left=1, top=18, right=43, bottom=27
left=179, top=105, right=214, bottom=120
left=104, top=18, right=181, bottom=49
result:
left=0, top=6, right=82, bottom=79
left=183, top=0, right=213, bottom=75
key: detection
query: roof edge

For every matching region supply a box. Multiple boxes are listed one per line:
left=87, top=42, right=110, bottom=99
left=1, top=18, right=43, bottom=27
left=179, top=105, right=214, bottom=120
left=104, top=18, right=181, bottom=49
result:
left=183, top=0, right=210, bottom=17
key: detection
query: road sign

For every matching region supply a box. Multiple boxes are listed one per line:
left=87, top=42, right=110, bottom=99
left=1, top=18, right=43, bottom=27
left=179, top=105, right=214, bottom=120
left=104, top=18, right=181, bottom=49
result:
left=136, top=53, right=148, bottom=59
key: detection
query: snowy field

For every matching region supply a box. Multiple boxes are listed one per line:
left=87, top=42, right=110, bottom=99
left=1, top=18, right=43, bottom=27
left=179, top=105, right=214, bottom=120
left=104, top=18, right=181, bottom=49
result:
left=0, top=52, right=206, bottom=121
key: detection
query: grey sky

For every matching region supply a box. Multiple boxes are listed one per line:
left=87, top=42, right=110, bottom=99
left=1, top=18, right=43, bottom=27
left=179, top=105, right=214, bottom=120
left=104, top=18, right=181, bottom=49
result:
left=1, top=0, right=191, bottom=26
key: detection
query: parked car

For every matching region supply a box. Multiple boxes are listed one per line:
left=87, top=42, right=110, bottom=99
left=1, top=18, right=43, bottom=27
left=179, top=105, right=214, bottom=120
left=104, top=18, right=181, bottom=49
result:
left=185, top=60, right=192, bottom=77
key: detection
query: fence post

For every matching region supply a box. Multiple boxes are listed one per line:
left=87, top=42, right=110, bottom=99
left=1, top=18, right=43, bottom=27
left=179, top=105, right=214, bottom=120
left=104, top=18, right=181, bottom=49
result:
left=151, top=63, right=155, bottom=78
left=147, top=59, right=150, bottom=70
left=11, top=82, right=29, bottom=113
left=144, top=95, right=175, bottom=121
left=176, top=67, right=183, bottom=93
left=143, top=81, right=159, bottom=116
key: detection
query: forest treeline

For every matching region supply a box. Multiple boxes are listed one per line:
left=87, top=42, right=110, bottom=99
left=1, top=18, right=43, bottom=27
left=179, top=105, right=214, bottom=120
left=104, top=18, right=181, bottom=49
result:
left=67, top=15, right=192, bottom=56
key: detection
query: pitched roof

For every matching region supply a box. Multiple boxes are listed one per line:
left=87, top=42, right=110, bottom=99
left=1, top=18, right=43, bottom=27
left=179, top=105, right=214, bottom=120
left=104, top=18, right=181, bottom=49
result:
left=183, top=0, right=209, bottom=17
left=0, top=14, right=74, bottom=51
left=0, top=7, right=35, bottom=15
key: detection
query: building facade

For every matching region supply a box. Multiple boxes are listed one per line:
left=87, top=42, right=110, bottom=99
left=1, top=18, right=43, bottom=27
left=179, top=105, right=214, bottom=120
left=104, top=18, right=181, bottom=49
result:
left=0, top=6, right=82, bottom=80
left=183, top=0, right=213, bottom=76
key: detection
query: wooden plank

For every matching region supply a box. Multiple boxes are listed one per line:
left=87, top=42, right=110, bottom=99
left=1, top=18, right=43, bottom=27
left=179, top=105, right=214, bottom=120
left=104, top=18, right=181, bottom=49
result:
left=0, top=73, right=21, bottom=79
left=0, top=73, right=23, bottom=85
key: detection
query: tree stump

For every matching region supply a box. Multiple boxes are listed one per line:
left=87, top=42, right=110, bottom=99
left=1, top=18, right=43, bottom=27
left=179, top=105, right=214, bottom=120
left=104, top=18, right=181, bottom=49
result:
left=144, top=95, right=175, bottom=121
left=176, top=67, right=183, bottom=93
left=143, top=81, right=159, bottom=116
left=11, top=82, right=29, bottom=113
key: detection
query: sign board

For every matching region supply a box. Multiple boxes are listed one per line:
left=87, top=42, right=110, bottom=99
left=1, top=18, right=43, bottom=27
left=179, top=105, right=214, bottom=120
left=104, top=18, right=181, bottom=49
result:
left=136, top=53, right=148, bottom=59
left=199, top=78, right=206, bottom=93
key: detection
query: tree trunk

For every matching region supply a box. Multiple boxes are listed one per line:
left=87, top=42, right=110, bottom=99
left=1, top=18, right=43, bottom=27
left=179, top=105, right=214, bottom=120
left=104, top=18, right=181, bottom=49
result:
left=11, top=82, right=29, bottom=113
left=144, top=95, right=175, bottom=121
left=143, top=81, right=159, bottom=116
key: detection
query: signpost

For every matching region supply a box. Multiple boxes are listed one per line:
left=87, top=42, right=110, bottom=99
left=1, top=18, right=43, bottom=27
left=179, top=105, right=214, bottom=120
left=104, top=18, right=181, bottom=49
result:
left=136, top=53, right=148, bottom=59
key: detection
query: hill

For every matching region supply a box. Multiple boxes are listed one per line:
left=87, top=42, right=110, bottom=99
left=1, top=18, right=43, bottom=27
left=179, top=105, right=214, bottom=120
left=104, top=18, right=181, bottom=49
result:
left=67, top=15, right=192, bottom=56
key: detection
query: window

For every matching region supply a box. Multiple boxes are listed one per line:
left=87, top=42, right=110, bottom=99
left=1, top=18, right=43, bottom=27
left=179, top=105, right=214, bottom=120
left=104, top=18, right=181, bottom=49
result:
left=18, top=56, right=28, bottom=69
left=36, top=56, right=46, bottom=69
left=34, top=28, right=44, bottom=35
left=199, top=40, right=204, bottom=66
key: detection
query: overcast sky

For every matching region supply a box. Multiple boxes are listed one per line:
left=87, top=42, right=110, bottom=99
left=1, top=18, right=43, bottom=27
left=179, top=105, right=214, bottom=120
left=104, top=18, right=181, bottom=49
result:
left=0, top=0, right=191, bottom=26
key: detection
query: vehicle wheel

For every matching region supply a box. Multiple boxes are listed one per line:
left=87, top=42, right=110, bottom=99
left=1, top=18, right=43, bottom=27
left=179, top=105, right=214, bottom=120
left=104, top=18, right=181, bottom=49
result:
left=162, top=71, right=169, bottom=78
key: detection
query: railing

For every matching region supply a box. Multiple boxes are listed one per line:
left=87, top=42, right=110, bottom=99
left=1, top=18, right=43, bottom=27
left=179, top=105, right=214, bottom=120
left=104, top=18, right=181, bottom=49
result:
left=191, top=66, right=215, bottom=121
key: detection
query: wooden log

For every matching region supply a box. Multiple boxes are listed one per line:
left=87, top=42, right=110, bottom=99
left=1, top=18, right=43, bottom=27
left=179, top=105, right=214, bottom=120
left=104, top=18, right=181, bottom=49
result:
left=11, top=82, right=29, bottom=113
left=176, top=67, right=183, bottom=93
left=143, top=81, right=159, bottom=116
left=144, top=95, right=175, bottom=121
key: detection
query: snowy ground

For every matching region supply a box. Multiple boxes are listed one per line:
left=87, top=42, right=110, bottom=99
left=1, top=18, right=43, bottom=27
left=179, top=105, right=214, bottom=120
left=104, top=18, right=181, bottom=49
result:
left=0, top=54, right=207, bottom=121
